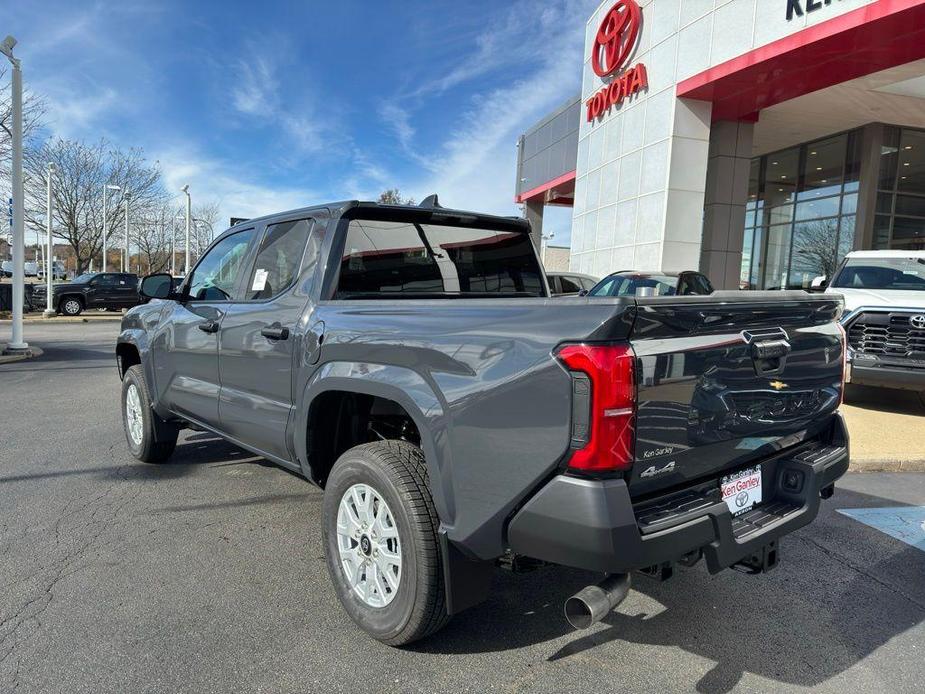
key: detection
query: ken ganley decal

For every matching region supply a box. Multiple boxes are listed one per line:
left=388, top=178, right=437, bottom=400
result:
left=585, top=0, right=648, bottom=122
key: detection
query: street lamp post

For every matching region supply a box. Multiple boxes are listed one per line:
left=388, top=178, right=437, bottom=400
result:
left=1, top=35, right=27, bottom=351
left=44, top=162, right=56, bottom=317
left=123, top=192, right=132, bottom=272
left=181, top=185, right=191, bottom=275
left=102, top=184, right=121, bottom=272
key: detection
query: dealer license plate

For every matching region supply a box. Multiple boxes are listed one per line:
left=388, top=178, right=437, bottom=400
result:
left=721, top=467, right=763, bottom=517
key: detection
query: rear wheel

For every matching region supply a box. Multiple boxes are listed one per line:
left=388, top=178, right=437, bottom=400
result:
left=60, top=297, right=83, bottom=316
left=322, top=440, right=450, bottom=646
left=122, top=365, right=179, bottom=463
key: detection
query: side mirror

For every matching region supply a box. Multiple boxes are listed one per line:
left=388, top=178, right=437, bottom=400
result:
left=578, top=289, right=589, bottom=297
left=139, top=273, right=176, bottom=300
left=809, top=275, right=828, bottom=292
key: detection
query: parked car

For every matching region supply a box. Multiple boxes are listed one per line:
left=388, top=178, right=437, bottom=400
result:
left=814, top=250, right=925, bottom=392
left=32, top=271, right=141, bottom=315
left=546, top=271, right=597, bottom=296
left=1, top=260, right=12, bottom=278
left=23, top=261, right=38, bottom=277
left=585, top=270, right=714, bottom=297
left=37, top=261, right=67, bottom=281
left=116, top=199, right=848, bottom=646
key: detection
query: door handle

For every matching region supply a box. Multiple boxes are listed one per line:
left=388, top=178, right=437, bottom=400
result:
left=261, top=325, right=290, bottom=341
left=198, top=320, right=220, bottom=334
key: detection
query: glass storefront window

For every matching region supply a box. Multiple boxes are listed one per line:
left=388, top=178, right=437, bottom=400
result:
left=763, top=223, right=792, bottom=290
left=876, top=126, right=925, bottom=251
left=741, top=129, right=861, bottom=290
left=799, top=135, right=846, bottom=201
left=897, top=129, right=925, bottom=195
left=795, top=196, right=841, bottom=221
left=873, top=215, right=892, bottom=249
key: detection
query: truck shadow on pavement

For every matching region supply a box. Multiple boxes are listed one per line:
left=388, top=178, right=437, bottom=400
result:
left=417, top=486, right=925, bottom=692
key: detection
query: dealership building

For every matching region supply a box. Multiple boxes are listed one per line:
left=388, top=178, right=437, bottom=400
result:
left=515, top=0, right=925, bottom=289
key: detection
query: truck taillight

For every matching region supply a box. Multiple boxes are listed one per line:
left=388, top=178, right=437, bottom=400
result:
left=836, top=322, right=848, bottom=407
left=556, top=344, right=636, bottom=473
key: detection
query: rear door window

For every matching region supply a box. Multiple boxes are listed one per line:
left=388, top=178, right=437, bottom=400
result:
left=244, top=219, right=314, bottom=300
left=559, top=276, right=582, bottom=294
left=335, top=218, right=543, bottom=298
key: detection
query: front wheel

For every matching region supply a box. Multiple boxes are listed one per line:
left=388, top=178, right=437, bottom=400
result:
left=121, top=365, right=179, bottom=463
left=322, top=440, right=451, bottom=646
left=60, top=297, right=83, bottom=316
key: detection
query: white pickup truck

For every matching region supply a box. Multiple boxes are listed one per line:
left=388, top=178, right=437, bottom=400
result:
left=816, top=250, right=925, bottom=392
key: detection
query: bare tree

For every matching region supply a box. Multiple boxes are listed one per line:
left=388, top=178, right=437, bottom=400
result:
left=22, top=138, right=164, bottom=273
left=191, top=200, right=220, bottom=256
left=134, top=201, right=176, bottom=274
left=378, top=188, right=415, bottom=206
left=0, top=65, right=46, bottom=191
left=791, top=219, right=842, bottom=282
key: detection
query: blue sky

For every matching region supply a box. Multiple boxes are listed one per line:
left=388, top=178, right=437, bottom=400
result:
left=6, top=0, right=595, bottom=243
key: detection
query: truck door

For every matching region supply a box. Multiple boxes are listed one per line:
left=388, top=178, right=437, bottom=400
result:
left=149, top=228, right=257, bottom=427
left=217, top=217, right=320, bottom=462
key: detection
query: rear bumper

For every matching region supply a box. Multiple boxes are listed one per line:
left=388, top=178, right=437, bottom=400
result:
left=848, top=363, right=925, bottom=391
left=507, top=416, right=849, bottom=575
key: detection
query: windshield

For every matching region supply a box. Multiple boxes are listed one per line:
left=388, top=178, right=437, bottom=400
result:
left=831, top=257, right=925, bottom=291
left=335, top=217, right=544, bottom=298
left=72, top=273, right=97, bottom=283
left=590, top=274, right=678, bottom=297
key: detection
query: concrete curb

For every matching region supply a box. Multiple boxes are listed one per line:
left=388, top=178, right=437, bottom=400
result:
left=850, top=458, right=925, bottom=473
left=0, top=316, right=123, bottom=324
left=0, top=345, right=44, bottom=364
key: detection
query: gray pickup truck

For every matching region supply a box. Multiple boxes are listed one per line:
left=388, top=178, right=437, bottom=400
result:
left=116, top=198, right=849, bottom=645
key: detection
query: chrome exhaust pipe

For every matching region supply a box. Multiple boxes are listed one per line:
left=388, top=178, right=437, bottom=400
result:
left=564, top=573, right=631, bottom=630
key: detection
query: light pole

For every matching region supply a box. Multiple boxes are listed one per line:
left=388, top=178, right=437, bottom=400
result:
left=44, top=162, right=56, bottom=317
left=171, top=209, right=183, bottom=275
left=181, top=185, right=191, bottom=275
left=1, top=35, right=27, bottom=351
left=102, top=184, right=121, bottom=272
left=123, top=192, right=132, bottom=272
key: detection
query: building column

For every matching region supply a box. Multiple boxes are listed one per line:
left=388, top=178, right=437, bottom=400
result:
left=699, top=120, right=755, bottom=290
left=855, top=123, right=884, bottom=251
left=524, top=198, right=543, bottom=250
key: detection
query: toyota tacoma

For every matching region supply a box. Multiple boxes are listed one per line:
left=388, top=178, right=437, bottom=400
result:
left=116, top=198, right=849, bottom=645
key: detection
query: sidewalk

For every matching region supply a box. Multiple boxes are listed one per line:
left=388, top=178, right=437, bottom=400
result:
left=842, top=385, right=925, bottom=471
left=0, top=343, right=44, bottom=364
left=0, top=311, right=123, bottom=324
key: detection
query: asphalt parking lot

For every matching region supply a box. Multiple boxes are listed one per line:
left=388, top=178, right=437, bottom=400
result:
left=2, top=322, right=924, bottom=693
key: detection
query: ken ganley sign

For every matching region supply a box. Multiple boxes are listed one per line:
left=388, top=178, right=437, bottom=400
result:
left=585, top=0, right=648, bottom=122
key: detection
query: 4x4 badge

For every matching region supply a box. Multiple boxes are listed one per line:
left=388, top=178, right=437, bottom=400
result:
left=640, top=461, right=676, bottom=478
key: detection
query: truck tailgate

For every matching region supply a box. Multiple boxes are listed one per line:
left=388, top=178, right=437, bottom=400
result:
left=628, top=291, right=844, bottom=497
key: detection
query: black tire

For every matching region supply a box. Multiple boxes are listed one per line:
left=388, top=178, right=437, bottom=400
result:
left=322, top=440, right=450, bottom=646
left=121, top=365, right=179, bottom=463
left=60, top=296, right=83, bottom=316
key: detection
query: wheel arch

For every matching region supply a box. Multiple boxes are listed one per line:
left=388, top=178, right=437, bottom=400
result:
left=295, top=362, right=455, bottom=528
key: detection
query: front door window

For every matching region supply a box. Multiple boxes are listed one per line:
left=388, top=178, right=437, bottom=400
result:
left=186, top=229, right=255, bottom=301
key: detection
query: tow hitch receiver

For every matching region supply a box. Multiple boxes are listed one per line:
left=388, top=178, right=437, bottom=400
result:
left=732, top=541, right=779, bottom=574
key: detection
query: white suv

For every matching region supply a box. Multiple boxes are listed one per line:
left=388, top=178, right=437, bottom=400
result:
left=820, top=250, right=925, bottom=392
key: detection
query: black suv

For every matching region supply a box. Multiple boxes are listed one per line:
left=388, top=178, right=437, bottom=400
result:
left=33, top=272, right=141, bottom=315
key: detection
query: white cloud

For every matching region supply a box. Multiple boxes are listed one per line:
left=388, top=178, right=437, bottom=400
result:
left=394, top=0, right=594, bottom=221
left=155, top=145, right=318, bottom=230
left=378, top=101, right=415, bottom=150
left=232, top=57, right=278, bottom=116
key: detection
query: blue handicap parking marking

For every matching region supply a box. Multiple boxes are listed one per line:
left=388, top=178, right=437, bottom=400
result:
left=837, top=506, right=925, bottom=552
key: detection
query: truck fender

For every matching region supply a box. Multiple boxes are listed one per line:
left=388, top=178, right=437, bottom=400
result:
left=294, top=361, right=457, bottom=528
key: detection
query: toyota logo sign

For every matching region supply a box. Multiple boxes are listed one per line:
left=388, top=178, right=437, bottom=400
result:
left=585, top=0, right=648, bottom=122
left=591, top=1, right=642, bottom=77
left=911, top=315, right=925, bottom=329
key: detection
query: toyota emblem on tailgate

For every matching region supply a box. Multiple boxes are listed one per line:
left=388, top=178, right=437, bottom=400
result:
left=911, top=315, right=925, bottom=329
